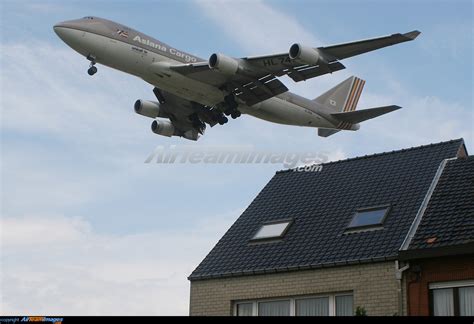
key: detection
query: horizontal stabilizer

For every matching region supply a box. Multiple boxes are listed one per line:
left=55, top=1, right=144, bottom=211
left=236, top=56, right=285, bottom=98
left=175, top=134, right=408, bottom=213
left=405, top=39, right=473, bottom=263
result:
left=318, top=128, right=341, bottom=137
left=331, top=105, right=401, bottom=124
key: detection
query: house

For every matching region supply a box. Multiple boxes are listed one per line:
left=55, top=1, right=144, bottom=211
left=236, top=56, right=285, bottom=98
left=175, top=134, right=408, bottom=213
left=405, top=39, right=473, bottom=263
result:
left=188, top=139, right=471, bottom=316
left=399, top=156, right=474, bottom=316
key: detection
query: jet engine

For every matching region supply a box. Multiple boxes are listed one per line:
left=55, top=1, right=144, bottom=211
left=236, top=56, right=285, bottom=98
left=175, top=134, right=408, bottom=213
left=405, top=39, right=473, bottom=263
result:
left=134, top=100, right=166, bottom=119
left=208, top=53, right=239, bottom=75
left=151, top=119, right=175, bottom=137
left=289, top=44, right=325, bottom=65
left=182, top=129, right=200, bottom=141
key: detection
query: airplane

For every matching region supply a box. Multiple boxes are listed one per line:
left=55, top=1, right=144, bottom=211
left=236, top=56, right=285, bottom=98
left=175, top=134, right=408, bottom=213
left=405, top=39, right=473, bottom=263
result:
left=53, top=16, right=420, bottom=140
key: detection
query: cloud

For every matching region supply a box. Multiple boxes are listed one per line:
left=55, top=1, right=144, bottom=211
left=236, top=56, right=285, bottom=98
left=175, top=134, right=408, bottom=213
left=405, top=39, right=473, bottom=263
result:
left=195, top=0, right=320, bottom=54
left=419, top=21, right=473, bottom=61
left=1, top=211, right=239, bottom=315
left=357, top=84, right=474, bottom=149
left=22, top=2, right=65, bottom=14
left=0, top=42, right=149, bottom=145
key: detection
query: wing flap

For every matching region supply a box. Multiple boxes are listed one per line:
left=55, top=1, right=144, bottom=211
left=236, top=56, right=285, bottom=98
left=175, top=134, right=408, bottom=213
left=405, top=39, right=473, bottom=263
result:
left=287, top=61, right=345, bottom=82
left=234, top=75, right=288, bottom=106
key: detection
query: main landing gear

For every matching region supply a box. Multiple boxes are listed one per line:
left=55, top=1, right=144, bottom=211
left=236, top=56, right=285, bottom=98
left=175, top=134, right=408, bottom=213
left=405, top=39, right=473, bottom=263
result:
left=223, top=94, right=241, bottom=120
left=86, top=54, right=97, bottom=76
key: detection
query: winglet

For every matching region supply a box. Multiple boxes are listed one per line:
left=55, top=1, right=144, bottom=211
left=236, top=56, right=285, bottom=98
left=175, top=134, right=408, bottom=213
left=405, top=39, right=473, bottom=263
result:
left=403, top=30, right=421, bottom=40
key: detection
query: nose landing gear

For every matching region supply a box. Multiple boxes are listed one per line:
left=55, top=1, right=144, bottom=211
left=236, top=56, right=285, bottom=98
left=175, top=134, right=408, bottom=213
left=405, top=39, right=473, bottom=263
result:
left=86, top=54, right=97, bottom=76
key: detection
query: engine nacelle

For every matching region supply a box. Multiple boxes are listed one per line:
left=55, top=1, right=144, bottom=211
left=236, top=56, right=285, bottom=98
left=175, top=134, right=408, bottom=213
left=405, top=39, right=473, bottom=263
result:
left=134, top=100, right=165, bottom=119
left=182, top=129, right=200, bottom=141
left=151, top=119, right=175, bottom=137
left=289, top=44, right=325, bottom=65
left=208, top=53, right=239, bottom=75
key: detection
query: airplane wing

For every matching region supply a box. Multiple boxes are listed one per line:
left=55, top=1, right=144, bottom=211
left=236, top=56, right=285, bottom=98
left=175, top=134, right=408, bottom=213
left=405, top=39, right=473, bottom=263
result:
left=168, top=30, right=420, bottom=106
left=316, top=30, right=421, bottom=61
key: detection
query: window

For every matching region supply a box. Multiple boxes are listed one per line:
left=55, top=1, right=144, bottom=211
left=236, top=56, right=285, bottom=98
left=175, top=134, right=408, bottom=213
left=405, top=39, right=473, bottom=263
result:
left=251, top=220, right=292, bottom=241
left=236, top=303, right=253, bottom=316
left=430, top=280, right=474, bottom=316
left=335, top=295, right=354, bottom=316
left=296, top=297, right=329, bottom=316
left=234, top=293, right=353, bottom=316
left=459, top=287, right=474, bottom=316
left=347, top=206, right=390, bottom=229
left=258, top=300, right=290, bottom=316
left=432, top=288, right=454, bottom=316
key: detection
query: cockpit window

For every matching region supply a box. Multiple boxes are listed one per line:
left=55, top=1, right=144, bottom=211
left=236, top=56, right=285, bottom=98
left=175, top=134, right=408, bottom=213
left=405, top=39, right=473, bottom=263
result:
left=83, top=16, right=94, bottom=20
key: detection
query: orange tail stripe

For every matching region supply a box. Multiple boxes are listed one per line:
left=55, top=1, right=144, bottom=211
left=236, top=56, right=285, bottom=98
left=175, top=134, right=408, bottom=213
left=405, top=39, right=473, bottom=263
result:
left=344, top=78, right=360, bottom=112
left=350, top=79, right=365, bottom=112
left=345, top=78, right=360, bottom=112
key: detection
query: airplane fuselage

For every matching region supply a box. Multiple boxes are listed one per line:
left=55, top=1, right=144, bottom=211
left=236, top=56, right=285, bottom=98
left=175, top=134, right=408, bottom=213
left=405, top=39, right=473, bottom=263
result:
left=53, top=17, right=355, bottom=130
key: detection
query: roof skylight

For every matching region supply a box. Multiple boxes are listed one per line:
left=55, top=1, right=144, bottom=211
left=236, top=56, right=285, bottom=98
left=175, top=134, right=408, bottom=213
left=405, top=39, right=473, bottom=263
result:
left=347, top=206, right=390, bottom=230
left=252, top=221, right=292, bottom=241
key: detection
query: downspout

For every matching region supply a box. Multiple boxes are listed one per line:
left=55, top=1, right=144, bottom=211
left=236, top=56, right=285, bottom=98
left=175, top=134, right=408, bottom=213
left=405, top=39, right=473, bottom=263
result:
left=395, top=260, right=409, bottom=316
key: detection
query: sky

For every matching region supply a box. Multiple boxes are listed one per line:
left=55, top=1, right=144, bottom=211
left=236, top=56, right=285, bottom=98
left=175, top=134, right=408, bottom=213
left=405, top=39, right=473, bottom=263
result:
left=0, top=0, right=472, bottom=316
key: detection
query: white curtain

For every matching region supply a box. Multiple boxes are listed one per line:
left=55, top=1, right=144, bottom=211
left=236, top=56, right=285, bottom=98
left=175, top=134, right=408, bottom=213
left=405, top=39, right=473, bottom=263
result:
left=459, top=287, right=474, bottom=316
left=335, top=295, right=353, bottom=316
left=296, top=297, right=329, bottom=316
left=433, top=288, right=454, bottom=316
left=258, top=300, right=290, bottom=316
left=237, top=303, right=253, bottom=316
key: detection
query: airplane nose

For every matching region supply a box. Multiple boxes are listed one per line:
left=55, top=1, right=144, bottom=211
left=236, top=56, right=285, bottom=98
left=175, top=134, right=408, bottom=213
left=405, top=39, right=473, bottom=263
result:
left=53, top=19, right=85, bottom=41
left=53, top=24, right=66, bottom=39
left=53, top=19, right=90, bottom=54
left=53, top=19, right=87, bottom=48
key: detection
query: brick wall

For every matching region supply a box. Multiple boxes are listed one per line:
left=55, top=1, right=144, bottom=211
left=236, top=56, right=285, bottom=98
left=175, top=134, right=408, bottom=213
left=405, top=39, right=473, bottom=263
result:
left=406, top=255, right=474, bottom=316
left=189, top=261, right=401, bottom=316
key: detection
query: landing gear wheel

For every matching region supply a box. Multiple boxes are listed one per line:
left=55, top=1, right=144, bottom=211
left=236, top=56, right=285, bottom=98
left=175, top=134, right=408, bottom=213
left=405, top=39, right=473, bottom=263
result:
left=218, top=116, right=228, bottom=125
left=87, top=66, right=98, bottom=76
left=231, top=111, right=241, bottom=119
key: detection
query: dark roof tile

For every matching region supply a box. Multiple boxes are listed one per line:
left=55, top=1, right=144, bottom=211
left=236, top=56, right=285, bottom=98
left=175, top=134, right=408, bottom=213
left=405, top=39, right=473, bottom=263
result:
left=408, top=156, right=474, bottom=250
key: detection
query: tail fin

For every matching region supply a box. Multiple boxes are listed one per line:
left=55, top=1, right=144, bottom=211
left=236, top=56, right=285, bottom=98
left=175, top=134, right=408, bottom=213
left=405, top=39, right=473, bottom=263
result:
left=313, top=76, right=365, bottom=112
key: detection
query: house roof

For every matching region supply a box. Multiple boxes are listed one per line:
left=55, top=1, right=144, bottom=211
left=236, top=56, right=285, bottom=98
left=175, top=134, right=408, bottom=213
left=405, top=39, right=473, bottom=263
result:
left=189, top=139, right=466, bottom=281
left=401, top=156, right=474, bottom=258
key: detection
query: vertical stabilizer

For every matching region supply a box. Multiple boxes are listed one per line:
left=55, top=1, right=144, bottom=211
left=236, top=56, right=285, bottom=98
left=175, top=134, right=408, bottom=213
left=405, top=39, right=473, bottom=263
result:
left=313, top=76, right=365, bottom=112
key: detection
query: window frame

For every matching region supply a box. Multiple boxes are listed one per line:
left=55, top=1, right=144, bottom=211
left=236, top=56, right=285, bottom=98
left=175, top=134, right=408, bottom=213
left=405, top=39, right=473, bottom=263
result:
left=233, top=292, right=353, bottom=316
left=345, top=204, right=391, bottom=232
left=250, top=219, right=293, bottom=242
left=429, top=280, right=474, bottom=316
